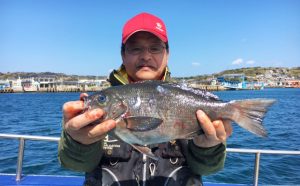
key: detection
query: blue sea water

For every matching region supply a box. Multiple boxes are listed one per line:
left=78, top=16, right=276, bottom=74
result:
left=0, top=88, right=299, bottom=185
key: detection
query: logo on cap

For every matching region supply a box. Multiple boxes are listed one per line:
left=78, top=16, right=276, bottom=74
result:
left=156, top=22, right=164, bottom=32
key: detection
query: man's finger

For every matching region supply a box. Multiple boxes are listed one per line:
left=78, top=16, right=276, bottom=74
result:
left=213, top=120, right=226, bottom=142
left=65, top=108, right=105, bottom=130
left=80, top=93, right=89, bottom=101
left=196, top=110, right=216, bottom=137
left=63, top=101, right=84, bottom=121
left=86, top=119, right=116, bottom=139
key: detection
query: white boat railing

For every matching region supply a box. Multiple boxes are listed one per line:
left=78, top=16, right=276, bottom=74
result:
left=1, top=133, right=300, bottom=186
left=0, top=133, right=60, bottom=182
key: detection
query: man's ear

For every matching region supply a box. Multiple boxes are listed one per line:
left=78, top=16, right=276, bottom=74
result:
left=121, top=52, right=126, bottom=64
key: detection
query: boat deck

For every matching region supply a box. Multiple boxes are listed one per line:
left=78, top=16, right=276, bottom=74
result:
left=0, top=174, right=248, bottom=186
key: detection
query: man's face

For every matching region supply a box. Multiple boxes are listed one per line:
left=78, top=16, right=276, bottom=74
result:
left=122, top=32, right=169, bottom=82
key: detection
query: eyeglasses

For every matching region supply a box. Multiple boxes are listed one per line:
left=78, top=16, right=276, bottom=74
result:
left=125, top=45, right=166, bottom=55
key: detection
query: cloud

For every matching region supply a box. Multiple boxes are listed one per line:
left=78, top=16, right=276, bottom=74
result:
left=246, top=60, right=255, bottom=65
left=191, top=62, right=200, bottom=67
left=232, top=58, right=243, bottom=65
left=232, top=58, right=256, bottom=66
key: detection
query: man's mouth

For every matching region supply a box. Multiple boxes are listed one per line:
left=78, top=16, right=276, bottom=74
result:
left=137, top=64, right=155, bottom=70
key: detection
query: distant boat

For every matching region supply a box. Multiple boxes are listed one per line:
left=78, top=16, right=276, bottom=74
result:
left=23, top=86, right=38, bottom=92
left=21, top=78, right=40, bottom=92
left=285, top=80, right=300, bottom=88
left=217, top=74, right=264, bottom=90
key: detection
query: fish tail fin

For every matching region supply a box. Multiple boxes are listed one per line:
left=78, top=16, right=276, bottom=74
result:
left=227, top=99, right=276, bottom=137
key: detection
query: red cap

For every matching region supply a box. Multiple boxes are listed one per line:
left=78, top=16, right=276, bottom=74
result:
left=122, top=12, right=168, bottom=44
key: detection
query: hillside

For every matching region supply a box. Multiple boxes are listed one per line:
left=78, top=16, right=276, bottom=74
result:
left=175, top=67, right=300, bottom=81
left=0, top=72, right=107, bottom=81
left=0, top=67, right=299, bottom=81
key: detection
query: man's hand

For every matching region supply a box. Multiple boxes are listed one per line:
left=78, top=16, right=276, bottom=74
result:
left=62, top=93, right=116, bottom=145
left=193, top=110, right=232, bottom=148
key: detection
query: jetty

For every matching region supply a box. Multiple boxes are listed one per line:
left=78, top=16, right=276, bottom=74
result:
left=189, top=84, right=228, bottom=91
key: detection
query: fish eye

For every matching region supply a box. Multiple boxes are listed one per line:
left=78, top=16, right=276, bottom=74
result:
left=98, top=95, right=107, bottom=104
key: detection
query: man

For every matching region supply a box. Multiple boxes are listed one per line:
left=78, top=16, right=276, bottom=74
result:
left=58, top=12, right=232, bottom=186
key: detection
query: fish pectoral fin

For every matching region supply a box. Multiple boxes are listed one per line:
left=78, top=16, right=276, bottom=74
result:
left=131, top=144, right=159, bottom=160
left=124, top=116, right=163, bottom=131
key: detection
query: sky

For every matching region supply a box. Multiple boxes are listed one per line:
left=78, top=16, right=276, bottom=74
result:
left=0, top=0, right=299, bottom=77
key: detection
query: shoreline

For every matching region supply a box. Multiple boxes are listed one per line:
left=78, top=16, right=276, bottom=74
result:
left=1, top=86, right=297, bottom=94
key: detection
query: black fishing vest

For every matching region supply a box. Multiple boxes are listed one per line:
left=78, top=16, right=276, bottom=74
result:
left=83, top=135, right=203, bottom=186
left=83, top=69, right=202, bottom=186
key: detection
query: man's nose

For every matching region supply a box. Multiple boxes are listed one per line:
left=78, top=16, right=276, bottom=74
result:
left=139, top=48, right=152, bottom=60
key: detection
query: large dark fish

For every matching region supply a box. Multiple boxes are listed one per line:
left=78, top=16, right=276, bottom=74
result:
left=84, top=80, right=275, bottom=158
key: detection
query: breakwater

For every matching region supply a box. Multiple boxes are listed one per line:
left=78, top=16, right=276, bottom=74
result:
left=1, top=85, right=227, bottom=93
left=0, top=87, right=106, bottom=93
left=0, top=84, right=275, bottom=94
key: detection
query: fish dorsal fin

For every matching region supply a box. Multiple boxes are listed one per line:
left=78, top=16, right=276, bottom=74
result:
left=131, top=144, right=159, bottom=160
left=164, top=82, right=220, bottom=101
left=124, top=116, right=163, bottom=131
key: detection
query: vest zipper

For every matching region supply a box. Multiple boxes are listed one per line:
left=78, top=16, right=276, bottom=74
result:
left=142, top=153, right=147, bottom=186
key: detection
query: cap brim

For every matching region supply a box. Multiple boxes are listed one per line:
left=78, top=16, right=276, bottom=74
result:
left=122, top=29, right=167, bottom=44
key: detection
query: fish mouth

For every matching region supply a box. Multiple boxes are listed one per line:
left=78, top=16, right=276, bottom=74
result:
left=83, top=97, right=91, bottom=112
left=82, top=97, right=108, bottom=125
